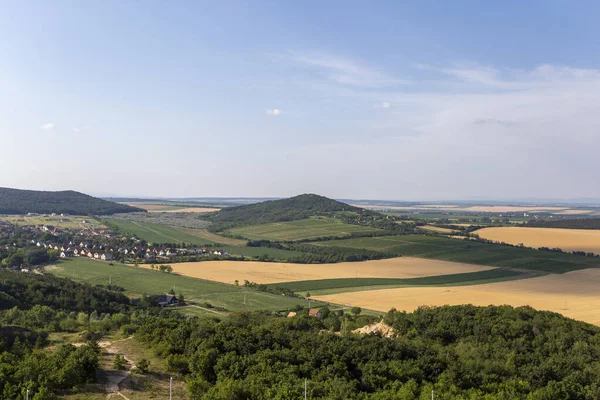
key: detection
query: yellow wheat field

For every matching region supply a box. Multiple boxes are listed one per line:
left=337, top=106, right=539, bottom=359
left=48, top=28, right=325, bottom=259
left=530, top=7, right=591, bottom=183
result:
left=418, top=225, right=457, bottom=234
left=313, top=268, right=600, bottom=326
left=147, top=258, right=493, bottom=285
left=475, top=226, right=600, bottom=254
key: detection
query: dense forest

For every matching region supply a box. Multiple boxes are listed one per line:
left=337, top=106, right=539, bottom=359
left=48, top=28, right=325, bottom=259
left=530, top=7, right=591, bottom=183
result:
left=526, top=218, right=600, bottom=230
left=0, top=187, right=144, bottom=215
left=135, top=305, right=600, bottom=399
left=205, top=194, right=379, bottom=229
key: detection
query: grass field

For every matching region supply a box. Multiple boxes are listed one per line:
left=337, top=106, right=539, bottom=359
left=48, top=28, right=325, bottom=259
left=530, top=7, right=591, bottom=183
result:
left=175, top=227, right=246, bottom=245
left=475, top=226, right=600, bottom=254
left=313, top=267, right=600, bottom=326
left=226, top=217, right=380, bottom=241
left=140, top=257, right=494, bottom=286
left=48, top=258, right=321, bottom=312
left=266, top=268, right=527, bottom=294
left=315, top=235, right=600, bottom=273
left=2, top=215, right=107, bottom=230
left=105, top=219, right=220, bottom=245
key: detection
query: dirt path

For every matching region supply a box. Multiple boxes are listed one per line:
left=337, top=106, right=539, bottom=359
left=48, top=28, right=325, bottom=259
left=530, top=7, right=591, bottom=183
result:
left=186, top=304, right=227, bottom=315
left=97, top=337, right=136, bottom=397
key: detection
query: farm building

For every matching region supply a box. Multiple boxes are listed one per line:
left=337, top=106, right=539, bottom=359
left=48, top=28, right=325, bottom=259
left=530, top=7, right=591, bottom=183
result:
left=308, top=309, right=323, bottom=319
left=156, top=294, right=178, bottom=307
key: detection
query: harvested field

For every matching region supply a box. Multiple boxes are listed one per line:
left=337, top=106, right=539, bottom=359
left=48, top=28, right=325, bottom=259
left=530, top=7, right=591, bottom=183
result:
left=355, top=204, right=568, bottom=213
left=142, top=257, right=493, bottom=285
left=418, top=225, right=457, bottom=233
left=126, top=203, right=219, bottom=213
left=313, top=268, right=600, bottom=326
left=554, top=209, right=594, bottom=215
left=475, top=227, right=600, bottom=254
left=163, top=207, right=220, bottom=213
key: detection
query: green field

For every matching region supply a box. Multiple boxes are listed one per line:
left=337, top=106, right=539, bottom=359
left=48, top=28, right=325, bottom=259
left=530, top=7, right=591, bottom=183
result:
left=267, top=268, right=528, bottom=295
left=49, top=258, right=322, bottom=312
left=105, top=219, right=219, bottom=245
left=3, top=215, right=107, bottom=230
left=226, top=217, right=380, bottom=241
left=314, top=235, right=600, bottom=273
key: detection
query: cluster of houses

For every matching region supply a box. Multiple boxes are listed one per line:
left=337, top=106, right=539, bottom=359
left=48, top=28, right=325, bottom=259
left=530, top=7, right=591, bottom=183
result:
left=34, top=240, right=228, bottom=261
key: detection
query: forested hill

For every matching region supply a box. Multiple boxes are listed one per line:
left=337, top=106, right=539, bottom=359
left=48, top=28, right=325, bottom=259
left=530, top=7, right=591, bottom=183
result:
left=0, top=187, right=144, bottom=215
left=205, top=193, right=378, bottom=225
left=526, top=218, right=600, bottom=230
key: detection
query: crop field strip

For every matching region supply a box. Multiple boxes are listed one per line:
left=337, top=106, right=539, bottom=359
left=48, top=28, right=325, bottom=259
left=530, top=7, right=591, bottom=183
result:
left=314, top=235, right=600, bottom=273
left=105, top=219, right=218, bottom=245
left=144, top=257, right=494, bottom=286
left=312, top=268, right=600, bottom=326
left=266, top=268, right=528, bottom=294
left=48, top=258, right=321, bottom=312
left=475, top=226, right=600, bottom=254
left=226, top=217, right=380, bottom=241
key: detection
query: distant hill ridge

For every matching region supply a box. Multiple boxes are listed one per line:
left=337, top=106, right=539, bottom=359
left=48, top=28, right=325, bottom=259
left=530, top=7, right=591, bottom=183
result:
left=0, top=187, right=144, bottom=215
left=206, top=193, right=378, bottom=225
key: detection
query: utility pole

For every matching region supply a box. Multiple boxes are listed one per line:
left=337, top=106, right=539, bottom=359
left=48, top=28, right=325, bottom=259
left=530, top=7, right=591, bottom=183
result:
left=431, top=389, right=434, bottom=400
left=304, top=379, right=307, bottom=400
left=170, top=376, right=173, bottom=400
left=26, top=389, right=29, bottom=400
left=243, top=292, right=247, bottom=305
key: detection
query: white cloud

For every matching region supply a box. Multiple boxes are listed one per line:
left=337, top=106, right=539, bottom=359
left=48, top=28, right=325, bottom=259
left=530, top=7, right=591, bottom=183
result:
left=266, top=109, right=282, bottom=116
left=72, top=126, right=90, bottom=132
left=380, top=102, right=393, bottom=109
left=284, top=52, right=407, bottom=88
left=40, top=123, right=56, bottom=131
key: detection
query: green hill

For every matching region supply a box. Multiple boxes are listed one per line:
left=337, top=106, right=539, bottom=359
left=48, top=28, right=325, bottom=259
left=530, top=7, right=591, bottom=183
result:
left=0, top=187, right=144, bottom=215
left=205, top=193, right=377, bottom=227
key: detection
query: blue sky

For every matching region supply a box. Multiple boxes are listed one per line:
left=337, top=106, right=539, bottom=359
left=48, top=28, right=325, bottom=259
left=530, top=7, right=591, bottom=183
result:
left=1, top=1, right=600, bottom=200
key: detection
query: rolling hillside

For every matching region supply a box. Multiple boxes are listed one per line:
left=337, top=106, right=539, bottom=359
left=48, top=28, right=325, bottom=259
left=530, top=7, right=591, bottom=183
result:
left=205, top=193, right=378, bottom=226
left=0, top=187, right=144, bottom=215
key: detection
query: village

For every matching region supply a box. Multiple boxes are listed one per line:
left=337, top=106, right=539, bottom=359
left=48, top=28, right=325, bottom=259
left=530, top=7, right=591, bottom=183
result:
left=0, top=214, right=230, bottom=270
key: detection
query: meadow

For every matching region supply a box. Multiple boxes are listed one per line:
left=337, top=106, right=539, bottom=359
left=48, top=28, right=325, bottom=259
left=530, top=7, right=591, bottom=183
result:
left=475, top=226, right=600, bottom=254
left=141, top=257, right=494, bottom=285
left=314, top=235, right=600, bottom=273
left=2, top=215, right=107, bottom=230
left=105, top=219, right=219, bottom=245
left=47, top=258, right=320, bottom=312
left=313, top=268, right=600, bottom=326
left=226, top=216, right=380, bottom=241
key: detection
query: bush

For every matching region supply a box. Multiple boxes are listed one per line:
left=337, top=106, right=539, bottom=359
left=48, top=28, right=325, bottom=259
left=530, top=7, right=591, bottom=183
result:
left=136, top=358, right=150, bottom=374
left=113, top=354, right=126, bottom=370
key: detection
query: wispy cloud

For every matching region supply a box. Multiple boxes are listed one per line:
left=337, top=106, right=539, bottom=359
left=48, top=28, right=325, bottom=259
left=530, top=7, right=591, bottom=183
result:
left=265, top=109, right=282, bottom=116
left=377, top=102, right=393, bottom=109
left=473, top=118, right=517, bottom=127
left=40, top=123, right=56, bottom=131
left=285, top=52, right=408, bottom=88
left=72, top=126, right=90, bottom=133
